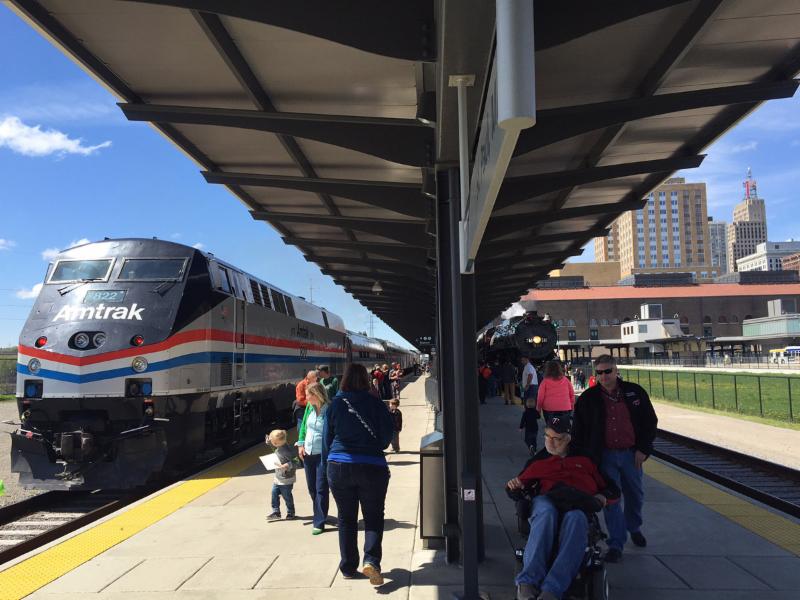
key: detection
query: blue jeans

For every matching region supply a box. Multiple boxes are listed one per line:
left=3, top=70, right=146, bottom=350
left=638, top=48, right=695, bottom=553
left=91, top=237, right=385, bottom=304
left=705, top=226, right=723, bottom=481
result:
left=601, top=448, right=644, bottom=551
left=303, top=453, right=330, bottom=528
left=271, top=483, right=295, bottom=516
left=516, top=496, right=588, bottom=598
left=487, top=376, right=498, bottom=397
left=327, top=461, right=390, bottom=574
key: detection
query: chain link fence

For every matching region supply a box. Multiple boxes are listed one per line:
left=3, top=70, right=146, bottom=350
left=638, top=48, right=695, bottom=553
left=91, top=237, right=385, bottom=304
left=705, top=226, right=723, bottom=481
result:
left=618, top=366, right=800, bottom=423
left=0, top=355, right=16, bottom=396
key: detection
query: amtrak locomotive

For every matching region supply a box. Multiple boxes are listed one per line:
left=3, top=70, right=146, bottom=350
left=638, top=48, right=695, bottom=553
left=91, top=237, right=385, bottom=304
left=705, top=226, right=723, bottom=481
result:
left=13, top=239, right=415, bottom=490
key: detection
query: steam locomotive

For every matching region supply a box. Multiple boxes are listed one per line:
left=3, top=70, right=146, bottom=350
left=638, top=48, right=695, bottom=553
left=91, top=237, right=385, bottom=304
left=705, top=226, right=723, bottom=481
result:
left=478, top=311, right=558, bottom=366
left=12, top=239, right=415, bottom=490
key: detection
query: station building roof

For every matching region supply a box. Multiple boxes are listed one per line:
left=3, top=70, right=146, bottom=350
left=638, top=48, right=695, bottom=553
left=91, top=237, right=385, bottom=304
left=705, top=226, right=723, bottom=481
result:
left=526, top=283, right=800, bottom=302
left=9, top=0, right=800, bottom=341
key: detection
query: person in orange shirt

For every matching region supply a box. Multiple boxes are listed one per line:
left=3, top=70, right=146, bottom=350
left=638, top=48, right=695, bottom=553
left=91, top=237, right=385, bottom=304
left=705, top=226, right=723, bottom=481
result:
left=294, top=370, right=317, bottom=429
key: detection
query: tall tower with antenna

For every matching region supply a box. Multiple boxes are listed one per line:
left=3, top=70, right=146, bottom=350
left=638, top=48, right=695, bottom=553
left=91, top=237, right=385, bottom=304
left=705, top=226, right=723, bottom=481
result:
left=727, top=167, right=768, bottom=272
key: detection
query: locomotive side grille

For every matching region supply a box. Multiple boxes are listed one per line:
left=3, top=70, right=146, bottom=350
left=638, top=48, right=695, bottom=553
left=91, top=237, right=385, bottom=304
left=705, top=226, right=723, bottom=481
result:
left=249, top=279, right=263, bottom=306
left=219, top=354, right=232, bottom=386
left=259, top=283, right=273, bottom=310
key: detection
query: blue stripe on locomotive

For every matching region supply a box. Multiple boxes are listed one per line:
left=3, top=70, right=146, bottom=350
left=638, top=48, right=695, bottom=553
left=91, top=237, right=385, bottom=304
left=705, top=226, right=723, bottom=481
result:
left=17, top=351, right=342, bottom=384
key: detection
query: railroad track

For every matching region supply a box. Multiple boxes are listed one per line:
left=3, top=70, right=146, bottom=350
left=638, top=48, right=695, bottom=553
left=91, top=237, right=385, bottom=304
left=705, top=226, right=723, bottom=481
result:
left=0, top=489, right=143, bottom=565
left=653, top=429, right=800, bottom=519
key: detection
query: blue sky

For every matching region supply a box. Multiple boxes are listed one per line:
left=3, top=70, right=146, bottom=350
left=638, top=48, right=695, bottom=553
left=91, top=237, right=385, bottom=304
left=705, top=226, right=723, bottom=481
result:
left=0, top=6, right=411, bottom=348
left=1, top=7, right=799, bottom=346
left=571, top=90, right=800, bottom=262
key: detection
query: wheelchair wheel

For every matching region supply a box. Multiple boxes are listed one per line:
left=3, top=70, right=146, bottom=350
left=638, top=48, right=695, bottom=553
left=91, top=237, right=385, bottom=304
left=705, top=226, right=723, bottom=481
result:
left=589, top=567, right=608, bottom=600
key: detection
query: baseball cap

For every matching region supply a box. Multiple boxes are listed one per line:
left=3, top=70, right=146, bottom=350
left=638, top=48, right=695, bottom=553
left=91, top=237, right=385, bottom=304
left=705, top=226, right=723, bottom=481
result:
left=546, top=415, right=572, bottom=435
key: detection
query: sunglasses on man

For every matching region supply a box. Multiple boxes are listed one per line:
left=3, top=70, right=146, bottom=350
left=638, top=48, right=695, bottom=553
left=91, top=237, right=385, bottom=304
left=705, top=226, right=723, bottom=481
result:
left=595, top=368, right=614, bottom=375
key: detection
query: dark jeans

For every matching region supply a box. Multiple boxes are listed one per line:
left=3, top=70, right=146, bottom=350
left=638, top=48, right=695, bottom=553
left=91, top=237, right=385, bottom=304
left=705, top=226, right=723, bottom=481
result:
left=327, top=461, right=390, bottom=574
left=271, top=483, right=295, bottom=516
left=524, top=428, right=538, bottom=452
left=303, top=453, right=330, bottom=528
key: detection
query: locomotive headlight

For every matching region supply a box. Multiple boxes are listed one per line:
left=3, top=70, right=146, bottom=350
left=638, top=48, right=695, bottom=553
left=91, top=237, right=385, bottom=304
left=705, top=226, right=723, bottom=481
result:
left=532, top=336, right=542, bottom=345
left=28, top=358, right=41, bottom=374
left=74, top=332, right=91, bottom=349
left=93, top=332, right=107, bottom=348
left=131, top=356, right=148, bottom=373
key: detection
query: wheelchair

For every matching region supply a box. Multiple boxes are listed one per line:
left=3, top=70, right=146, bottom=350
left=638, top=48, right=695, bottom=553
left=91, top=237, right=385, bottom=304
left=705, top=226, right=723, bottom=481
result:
left=510, top=488, right=610, bottom=600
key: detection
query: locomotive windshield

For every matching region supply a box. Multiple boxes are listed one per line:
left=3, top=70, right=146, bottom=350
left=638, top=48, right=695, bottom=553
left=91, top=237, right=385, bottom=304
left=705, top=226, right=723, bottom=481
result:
left=49, top=259, right=113, bottom=283
left=118, top=258, right=186, bottom=281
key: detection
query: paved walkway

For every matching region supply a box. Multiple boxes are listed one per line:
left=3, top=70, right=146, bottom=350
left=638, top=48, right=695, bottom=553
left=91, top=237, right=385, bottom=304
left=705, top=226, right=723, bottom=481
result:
left=654, top=401, right=800, bottom=470
left=3, top=378, right=799, bottom=599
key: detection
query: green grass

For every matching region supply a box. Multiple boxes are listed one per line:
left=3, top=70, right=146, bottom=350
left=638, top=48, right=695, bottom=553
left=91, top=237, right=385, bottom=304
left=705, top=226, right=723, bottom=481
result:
left=0, top=395, right=15, bottom=402
left=619, top=367, right=800, bottom=423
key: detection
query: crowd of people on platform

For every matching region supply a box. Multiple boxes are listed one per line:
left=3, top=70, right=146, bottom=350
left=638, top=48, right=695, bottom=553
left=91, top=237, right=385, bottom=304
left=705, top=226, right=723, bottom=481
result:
left=263, top=352, right=657, bottom=598
left=502, top=354, right=657, bottom=600
left=264, top=361, right=410, bottom=587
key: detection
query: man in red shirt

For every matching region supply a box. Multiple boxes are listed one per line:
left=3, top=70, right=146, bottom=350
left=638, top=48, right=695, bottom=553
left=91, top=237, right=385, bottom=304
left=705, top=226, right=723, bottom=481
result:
left=294, top=370, right=317, bottom=428
left=572, top=355, right=657, bottom=563
left=507, top=416, right=619, bottom=600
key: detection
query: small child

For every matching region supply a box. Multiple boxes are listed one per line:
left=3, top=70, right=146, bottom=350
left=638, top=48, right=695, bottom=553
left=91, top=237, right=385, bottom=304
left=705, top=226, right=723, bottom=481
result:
left=519, top=395, right=540, bottom=455
left=388, top=399, right=403, bottom=453
left=266, top=429, right=299, bottom=521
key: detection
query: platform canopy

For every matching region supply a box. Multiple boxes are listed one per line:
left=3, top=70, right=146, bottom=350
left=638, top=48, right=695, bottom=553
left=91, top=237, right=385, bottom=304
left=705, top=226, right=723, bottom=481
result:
left=10, top=0, right=800, bottom=342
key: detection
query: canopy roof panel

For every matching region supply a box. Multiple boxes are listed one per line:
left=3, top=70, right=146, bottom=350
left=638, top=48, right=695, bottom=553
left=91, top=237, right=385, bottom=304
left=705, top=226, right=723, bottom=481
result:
left=10, top=0, right=800, bottom=341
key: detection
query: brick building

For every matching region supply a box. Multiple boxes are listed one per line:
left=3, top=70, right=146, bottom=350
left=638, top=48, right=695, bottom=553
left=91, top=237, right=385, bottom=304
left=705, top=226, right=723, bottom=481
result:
left=522, top=283, right=800, bottom=353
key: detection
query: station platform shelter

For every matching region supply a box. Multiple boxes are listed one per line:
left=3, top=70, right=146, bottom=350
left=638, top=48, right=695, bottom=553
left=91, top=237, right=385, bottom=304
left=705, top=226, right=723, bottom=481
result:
left=2, top=376, right=798, bottom=600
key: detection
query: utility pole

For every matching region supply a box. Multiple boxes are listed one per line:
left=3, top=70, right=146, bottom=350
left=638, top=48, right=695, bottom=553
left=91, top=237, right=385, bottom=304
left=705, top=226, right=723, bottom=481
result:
left=308, top=277, right=316, bottom=304
left=369, top=313, right=375, bottom=338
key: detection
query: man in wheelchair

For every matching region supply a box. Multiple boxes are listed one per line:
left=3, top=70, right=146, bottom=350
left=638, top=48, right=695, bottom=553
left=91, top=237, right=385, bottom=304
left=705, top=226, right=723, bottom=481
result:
left=506, top=416, right=620, bottom=600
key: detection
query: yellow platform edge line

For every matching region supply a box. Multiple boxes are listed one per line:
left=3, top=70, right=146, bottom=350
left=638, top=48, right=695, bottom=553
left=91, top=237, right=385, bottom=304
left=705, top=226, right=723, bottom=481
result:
left=645, top=459, right=800, bottom=557
left=0, top=444, right=264, bottom=600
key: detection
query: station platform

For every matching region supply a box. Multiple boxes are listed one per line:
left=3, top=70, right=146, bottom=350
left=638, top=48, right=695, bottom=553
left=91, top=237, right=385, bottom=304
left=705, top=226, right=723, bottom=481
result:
left=0, top=378, right=797, bottom=600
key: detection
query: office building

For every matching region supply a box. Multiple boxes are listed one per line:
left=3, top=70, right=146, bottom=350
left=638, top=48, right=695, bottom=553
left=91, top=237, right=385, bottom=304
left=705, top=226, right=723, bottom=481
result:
left=708, top=217, right=729, bottom=274
left=595, top=177, right=713, bottom=280
left=736, top=241, right=800, bottom=272
left=727, top=169, right=768, bottom=272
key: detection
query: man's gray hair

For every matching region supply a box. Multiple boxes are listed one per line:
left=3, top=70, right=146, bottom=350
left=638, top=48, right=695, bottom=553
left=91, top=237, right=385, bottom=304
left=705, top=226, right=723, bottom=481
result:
left=594, top=354, right=616, bottom=367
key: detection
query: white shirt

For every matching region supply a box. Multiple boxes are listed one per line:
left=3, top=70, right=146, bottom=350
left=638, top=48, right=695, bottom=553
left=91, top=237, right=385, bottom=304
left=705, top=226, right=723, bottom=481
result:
left=521, top=363, right=537, bottom=388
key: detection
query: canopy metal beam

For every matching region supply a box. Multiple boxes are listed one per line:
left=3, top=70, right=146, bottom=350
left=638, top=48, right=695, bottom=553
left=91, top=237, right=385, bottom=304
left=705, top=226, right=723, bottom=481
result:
left=514, top=80, right=799, bottom=156
left=479, top=226, right=609, bottom=255
left=322, top=269, right=433, bottom=285
left=495, top=155, right=705, bottom=209
left=251, top=212, right=432, bottom=247
left=120, top=103, right=435, bottom=167
left=203, top=171, right=430, bottom=220
left=283, top=237, right=431, bottom=260
left=485, top=199, right=642, bottom=241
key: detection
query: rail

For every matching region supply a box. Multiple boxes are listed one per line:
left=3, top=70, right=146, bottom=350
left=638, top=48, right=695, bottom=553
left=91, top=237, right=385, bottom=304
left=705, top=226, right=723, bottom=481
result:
left=653, top=429, right=800, bottom=519
left=0, top=491, right=139, bottom=564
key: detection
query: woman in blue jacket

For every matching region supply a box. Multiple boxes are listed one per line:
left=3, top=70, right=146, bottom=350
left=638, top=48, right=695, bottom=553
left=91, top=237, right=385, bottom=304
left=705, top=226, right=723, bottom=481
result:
left=324, top=363, right=395, bottom=585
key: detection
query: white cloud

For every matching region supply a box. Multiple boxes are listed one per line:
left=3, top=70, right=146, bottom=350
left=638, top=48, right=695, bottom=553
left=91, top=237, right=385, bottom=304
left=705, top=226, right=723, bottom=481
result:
left=0, top=81, right=120, bottom=125
left=41, top=238, right=92, bottom=261
left=192, top=242, right=205, bottom=250
left=0, top=116, right=111, bottom=157
left=16, top=283, right=43, bottom=300
left=0, top=239, right=16, bottom=250
left=728, top=141, right=758, bottom=153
